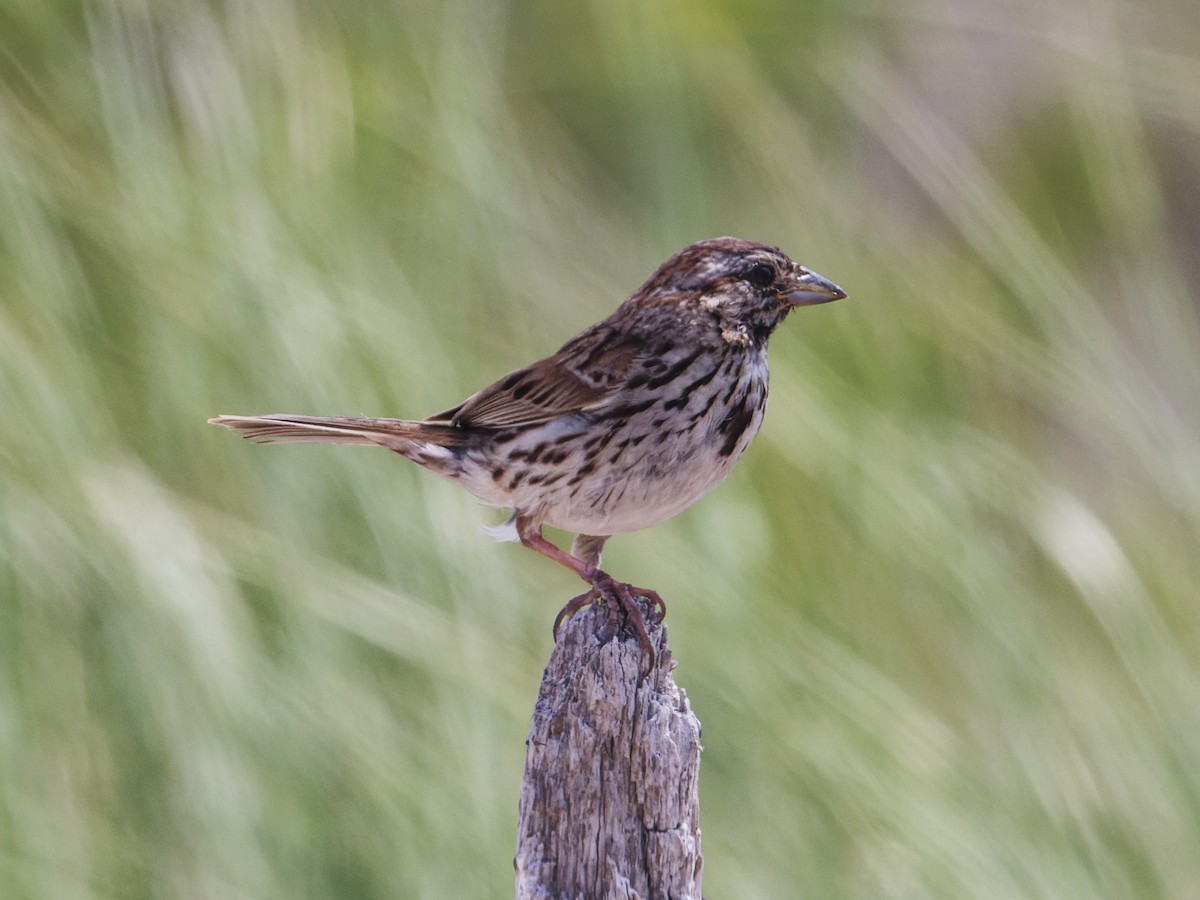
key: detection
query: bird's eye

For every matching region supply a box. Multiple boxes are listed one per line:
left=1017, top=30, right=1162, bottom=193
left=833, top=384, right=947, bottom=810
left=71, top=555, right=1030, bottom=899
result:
left=743, top=263, right=775, bottom=288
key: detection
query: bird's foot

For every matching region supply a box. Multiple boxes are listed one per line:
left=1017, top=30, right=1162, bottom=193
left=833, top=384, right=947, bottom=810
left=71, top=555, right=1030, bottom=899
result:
left=552, top=573, right=666, bottom=670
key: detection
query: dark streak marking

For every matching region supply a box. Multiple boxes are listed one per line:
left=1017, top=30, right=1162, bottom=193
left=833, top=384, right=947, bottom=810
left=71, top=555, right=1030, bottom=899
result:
left=567, top=460, right=597, bottom=486
left=646, top=349, right=703, bottom=390
left=717, top=392, right=756, bottom=457
left=583, top=428, right=621, bottom=452
left=608, top=398, right=656, bottom=418
left=530, top=387, right=558, bottom=406
left=663, top=365, right=719, bottom=410
left=577, top=330, right=622, bottom=370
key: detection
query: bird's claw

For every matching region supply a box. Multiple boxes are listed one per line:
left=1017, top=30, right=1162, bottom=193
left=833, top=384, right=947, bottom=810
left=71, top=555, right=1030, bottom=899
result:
left=552, top=576, right=665, bottom=672
left=552, top=589, right=600, bottom=640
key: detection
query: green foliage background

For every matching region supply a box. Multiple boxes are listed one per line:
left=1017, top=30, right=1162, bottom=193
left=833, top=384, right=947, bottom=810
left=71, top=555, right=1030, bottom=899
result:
left=3, top=0, right=1199, bottom=896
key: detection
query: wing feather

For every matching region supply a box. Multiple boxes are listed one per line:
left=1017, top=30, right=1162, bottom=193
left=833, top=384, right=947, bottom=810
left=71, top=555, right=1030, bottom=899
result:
left=427, top=326, right=642, bottom=429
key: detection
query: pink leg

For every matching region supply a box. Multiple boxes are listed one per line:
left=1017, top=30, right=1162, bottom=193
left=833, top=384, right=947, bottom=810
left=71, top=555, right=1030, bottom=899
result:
left=517, top=517, right=663, bottom=667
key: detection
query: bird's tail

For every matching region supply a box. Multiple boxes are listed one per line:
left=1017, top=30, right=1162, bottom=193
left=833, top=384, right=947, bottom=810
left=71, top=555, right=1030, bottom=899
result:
left=208, top=414, right=466, bottom=460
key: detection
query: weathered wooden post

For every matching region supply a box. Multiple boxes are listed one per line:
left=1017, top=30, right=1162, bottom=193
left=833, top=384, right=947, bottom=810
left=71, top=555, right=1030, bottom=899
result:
left=514, top=601, right=703, bottom=899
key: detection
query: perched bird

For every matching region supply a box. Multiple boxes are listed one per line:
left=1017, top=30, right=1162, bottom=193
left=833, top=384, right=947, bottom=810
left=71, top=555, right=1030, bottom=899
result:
left=210, top=237, right=844, bottom=663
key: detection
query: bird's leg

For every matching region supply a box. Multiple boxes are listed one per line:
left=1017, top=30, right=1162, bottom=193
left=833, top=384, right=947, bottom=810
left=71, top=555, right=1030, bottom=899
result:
left=554, top=533, right=611, bottom=640
left=570, top=533, right=610, bottom=566
left=572, top=533, right=667, bottom=624
left=516, top=518, right=662, bottom=666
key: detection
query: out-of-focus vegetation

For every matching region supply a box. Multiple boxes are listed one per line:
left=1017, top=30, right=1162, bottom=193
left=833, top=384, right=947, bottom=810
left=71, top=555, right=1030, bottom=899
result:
left=2, top=0, right=1199, bottom=896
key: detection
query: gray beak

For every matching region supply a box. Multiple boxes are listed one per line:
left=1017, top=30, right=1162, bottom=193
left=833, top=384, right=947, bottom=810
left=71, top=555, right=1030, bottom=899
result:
left=782, top=268, right=846, bottom=306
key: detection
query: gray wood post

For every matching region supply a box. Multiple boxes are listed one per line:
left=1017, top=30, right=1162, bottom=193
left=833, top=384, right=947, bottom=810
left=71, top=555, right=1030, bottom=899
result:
left=514, top=602, right=703, bottom=900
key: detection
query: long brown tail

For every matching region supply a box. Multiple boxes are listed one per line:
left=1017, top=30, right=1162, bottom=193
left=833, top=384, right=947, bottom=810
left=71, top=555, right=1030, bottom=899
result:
left=208, top=414, right=459, bottom=454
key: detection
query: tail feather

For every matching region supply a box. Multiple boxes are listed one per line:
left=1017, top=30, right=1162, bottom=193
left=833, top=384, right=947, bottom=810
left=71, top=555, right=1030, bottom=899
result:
left=208, top=414, right=445, bottom=450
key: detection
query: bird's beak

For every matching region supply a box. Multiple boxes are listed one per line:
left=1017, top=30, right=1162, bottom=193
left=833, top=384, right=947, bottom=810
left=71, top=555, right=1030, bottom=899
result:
left=781, top=268, right=846, bottom=306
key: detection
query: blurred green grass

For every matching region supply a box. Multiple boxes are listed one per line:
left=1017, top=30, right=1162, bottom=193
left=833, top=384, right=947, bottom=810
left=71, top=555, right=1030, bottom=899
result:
left=3, top=0, right=1199, bottom=897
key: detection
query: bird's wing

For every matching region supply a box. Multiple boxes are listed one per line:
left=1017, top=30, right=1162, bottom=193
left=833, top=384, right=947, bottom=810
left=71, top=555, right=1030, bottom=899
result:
left=427, top=326, right=642, bottom=429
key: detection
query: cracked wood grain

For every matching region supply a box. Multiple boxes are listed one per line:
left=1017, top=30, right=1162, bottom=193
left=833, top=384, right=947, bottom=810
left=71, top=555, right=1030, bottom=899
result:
left=515, top=601, right=703, bottom=900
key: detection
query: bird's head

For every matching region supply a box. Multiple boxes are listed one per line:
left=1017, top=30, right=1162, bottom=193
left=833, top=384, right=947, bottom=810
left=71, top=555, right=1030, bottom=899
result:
left=635, top=237, right=845, bottom=344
